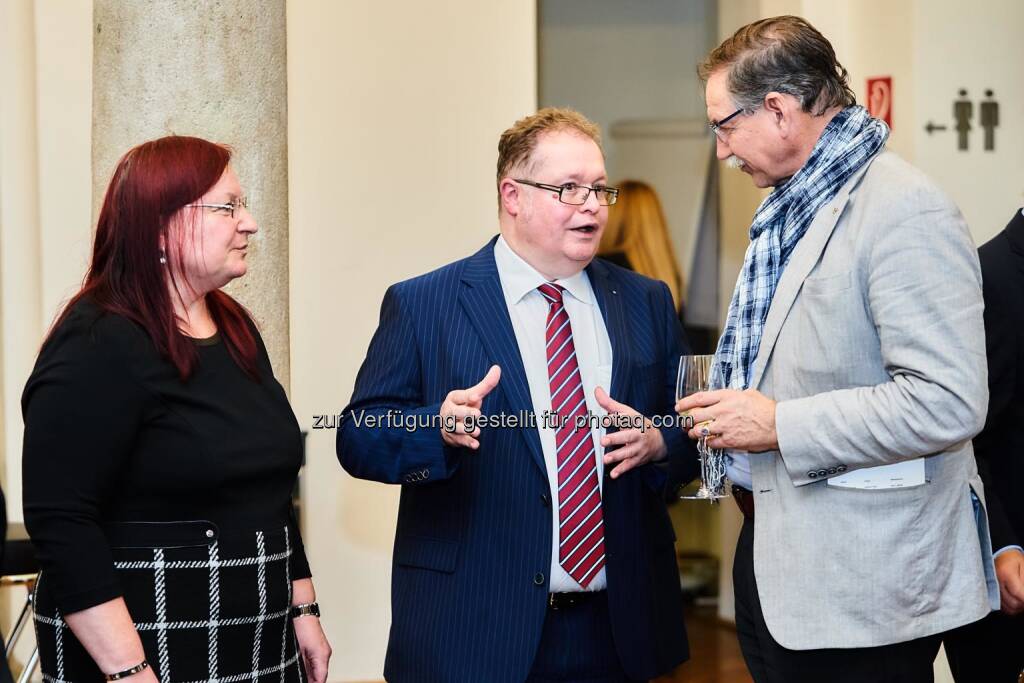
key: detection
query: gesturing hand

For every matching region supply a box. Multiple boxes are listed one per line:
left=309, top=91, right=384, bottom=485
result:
left=595, top=387, right=667, bottom=479
left=439, top=365, right=501, bottom=449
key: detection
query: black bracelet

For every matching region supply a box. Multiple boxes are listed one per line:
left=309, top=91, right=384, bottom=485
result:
left=290, top=602, right=321, bottom=619
left=105, top=660, right=149, bottom=681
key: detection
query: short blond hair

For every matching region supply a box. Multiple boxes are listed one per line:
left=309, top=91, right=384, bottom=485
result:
left=496, top=107, right=603, bottom=209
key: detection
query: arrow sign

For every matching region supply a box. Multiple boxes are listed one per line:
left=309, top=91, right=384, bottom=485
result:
left=924, top=121, right=948, bottom=135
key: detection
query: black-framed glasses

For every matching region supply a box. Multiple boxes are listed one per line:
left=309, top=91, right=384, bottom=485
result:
left=513, top=179, right=619, bottom=206
left=186, top=196, right=249, bottom=218
left=708, top=108, right=745, bottom=141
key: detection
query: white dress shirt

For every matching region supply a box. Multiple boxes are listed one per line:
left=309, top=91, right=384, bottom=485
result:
left=493, top=236, right=612, bottom=592
left=726, top=452, right=753, bottom=491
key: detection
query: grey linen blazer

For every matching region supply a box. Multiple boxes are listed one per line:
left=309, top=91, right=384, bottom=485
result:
left=747, top=149, right=999, bottom=649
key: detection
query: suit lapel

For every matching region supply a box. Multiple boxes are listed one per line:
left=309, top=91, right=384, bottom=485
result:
left=750, top=158, right=876, bottom=390
left=459, top=240, right=546, bottom=475
left=587, top=260, right=634, bottom=401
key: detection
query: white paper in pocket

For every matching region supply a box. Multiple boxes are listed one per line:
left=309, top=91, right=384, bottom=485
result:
left=827, top=458, right=926, bottom=490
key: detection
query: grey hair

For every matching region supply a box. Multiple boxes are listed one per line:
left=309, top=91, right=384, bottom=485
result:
left=699, top=16, right=856, bottom=116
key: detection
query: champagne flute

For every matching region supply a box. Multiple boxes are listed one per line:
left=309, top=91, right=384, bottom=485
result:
left=676, top=355, right=729, bottom=501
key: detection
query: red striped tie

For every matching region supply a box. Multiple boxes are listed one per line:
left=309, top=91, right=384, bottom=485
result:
left=538, top=283, right=605, bottom=588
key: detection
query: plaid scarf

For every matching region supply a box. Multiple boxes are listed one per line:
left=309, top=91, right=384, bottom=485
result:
left=715, top=105, right=889, bottom=390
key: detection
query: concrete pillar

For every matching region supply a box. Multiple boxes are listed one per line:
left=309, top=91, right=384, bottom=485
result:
left=92, top=0, right=290, bottom=386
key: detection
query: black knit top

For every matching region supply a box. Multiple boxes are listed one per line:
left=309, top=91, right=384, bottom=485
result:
left=22, top=300, right=310, bottom=614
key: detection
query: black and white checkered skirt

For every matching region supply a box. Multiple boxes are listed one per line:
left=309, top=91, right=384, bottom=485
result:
left=34, top=521, right=305, bottom=683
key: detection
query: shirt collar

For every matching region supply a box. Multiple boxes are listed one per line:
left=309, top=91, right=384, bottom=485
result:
left=494, top=235, right=593, bottom=306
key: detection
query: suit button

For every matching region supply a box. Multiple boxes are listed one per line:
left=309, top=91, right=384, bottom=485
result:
left=817, top=469, right=828, bottom=477
left=808, top=471, right=818, bottom=478
left=421, top=469, right=430, bottom=480
left=540, top=493, right=550, bottom=507
left=837, top=465, right=847, bottom=472
left=534, top=572, right=545, bottom=586
left=828, top=467, right=838, bottom=475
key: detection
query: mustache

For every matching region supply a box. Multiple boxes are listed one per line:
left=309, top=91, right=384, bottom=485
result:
left=725, top=155, right=745, bottom=169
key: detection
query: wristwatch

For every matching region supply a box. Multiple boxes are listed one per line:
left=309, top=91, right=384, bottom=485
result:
left=289, top=602, right=321, bottom=619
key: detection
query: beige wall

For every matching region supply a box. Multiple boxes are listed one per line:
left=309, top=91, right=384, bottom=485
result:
left=911, top=0, right=1024, bottom=245
left=0, top=0, right=93, bottom=526
left=286, top=1, right=536, bottom=679
left=35, top=0, right=94, bottom=323
left=0, top=0, right=93, bottom=669
left=539, top=0, right=716, bottom=176
left=0, top=0, right=42, bottom=522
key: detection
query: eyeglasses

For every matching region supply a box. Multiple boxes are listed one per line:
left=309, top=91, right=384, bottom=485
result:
left=513, top=179, right=619, bottom=206
left=186, top=196, right=249, bottom=218
left=708, top=108, right=745, bottom=141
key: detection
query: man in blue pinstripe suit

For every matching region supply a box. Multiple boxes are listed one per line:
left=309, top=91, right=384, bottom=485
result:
left=339, top=108, right=694, bottom=683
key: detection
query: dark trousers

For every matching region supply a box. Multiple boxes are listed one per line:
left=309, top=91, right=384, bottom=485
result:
left=943, top=608, right=1024, bottom=682
left=527, top=591, right=642, bottom=683
left=734, top=518, right=941, bottom=683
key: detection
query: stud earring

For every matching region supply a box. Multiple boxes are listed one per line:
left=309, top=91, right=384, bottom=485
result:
left=159, top=250, right=167, bottom=265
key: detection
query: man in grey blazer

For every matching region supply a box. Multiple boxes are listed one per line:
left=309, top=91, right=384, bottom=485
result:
left=677, top=16, right=999, bottom=682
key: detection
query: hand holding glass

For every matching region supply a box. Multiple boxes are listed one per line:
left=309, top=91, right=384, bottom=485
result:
left=676, top=355, right=729, bottom=501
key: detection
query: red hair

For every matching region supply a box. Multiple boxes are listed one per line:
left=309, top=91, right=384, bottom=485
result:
left=52, top=135, right=259, bottom=380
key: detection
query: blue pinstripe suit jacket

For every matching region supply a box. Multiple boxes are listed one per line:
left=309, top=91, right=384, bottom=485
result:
left=338, top=238, right=693, bottom=682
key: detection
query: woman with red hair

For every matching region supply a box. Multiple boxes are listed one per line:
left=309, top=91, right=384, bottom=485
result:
left=22, top=136, right=331, bottom=683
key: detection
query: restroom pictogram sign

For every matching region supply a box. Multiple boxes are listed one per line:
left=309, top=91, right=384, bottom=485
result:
left=867, top=76, right=893, bottom=129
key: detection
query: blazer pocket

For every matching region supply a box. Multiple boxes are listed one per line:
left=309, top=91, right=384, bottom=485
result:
left=801, top=270, right=853, bottom=296
left=394, top=534, right=459, bottom=573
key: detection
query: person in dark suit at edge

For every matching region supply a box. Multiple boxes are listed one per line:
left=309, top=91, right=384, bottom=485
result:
left=943, top=207, right=1024, bottom=682
left=338, top=107, right=696, bottom=683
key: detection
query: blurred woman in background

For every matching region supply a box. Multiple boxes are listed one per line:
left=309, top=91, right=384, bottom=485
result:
left=599, top=179, right=685, bottom=311
left=599, top=179, right=715, bottom=353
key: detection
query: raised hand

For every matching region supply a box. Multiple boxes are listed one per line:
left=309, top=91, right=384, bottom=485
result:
left=596, top=387, right=667, bottom=479
left=439, top=365, right=501, bottom=449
